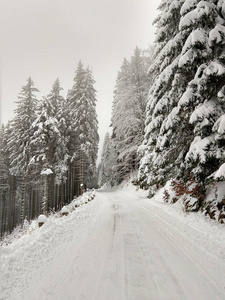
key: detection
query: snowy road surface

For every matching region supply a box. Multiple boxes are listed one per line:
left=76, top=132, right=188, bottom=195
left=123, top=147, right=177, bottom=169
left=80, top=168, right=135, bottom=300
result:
left=1, top=185, right=225, bottom=299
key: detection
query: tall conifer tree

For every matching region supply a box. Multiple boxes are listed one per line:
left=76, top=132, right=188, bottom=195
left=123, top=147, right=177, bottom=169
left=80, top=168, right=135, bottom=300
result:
left=138, top=0, right=225, bottom=195
left=67, top=61, right=99, bottom=194
left=111, top=47, right=152, bottom=183
left=99, top=132, right=117, bottom=186
left=7, top=77, right=39, bottom=221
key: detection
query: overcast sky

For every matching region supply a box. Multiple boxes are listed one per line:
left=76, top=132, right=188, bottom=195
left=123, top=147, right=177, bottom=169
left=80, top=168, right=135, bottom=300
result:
left=0, top=0, right=161, bottom=159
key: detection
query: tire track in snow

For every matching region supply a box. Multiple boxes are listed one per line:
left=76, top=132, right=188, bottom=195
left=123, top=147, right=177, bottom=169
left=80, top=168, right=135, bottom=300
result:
left=120, top=203, right=190, bottom=300
left=104, top=189, right=225, bottom=299
left=137, top=203, right=225, bottom=299
left=6, top=188, right=225, bottom=300
left=94, top=199, right=127, bottom=300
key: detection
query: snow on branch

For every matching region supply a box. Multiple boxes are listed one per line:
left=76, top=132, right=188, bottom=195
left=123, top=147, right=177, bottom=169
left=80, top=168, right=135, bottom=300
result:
left=209, top=24, right=225, bottom=47
left=182, top=29, right=208, bottom=54
left=41, top=168, right=53, bottom=176
left=185, top=135, right=214, bottom=163
left=213, top=115, right=225, bottom=134
left=214, top=163, right=225, bottom=179
left=190, top=100, right=218, bottom=124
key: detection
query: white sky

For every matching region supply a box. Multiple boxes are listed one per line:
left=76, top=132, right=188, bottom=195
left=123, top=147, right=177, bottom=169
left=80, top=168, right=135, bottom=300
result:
left=0, top=0, right=161, bottom=159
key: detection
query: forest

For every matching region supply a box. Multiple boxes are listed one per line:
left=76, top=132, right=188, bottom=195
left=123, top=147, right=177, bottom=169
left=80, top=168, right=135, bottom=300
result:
left=99, top=1, right=225, bottom=223
left=0, top=62, right=99, bottom=238
left=1, top=0, right=225, bottom=238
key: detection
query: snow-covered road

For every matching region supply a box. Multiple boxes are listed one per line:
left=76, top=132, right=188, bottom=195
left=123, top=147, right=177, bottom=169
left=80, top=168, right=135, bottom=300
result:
left=1, top=185, right=225, bottom=300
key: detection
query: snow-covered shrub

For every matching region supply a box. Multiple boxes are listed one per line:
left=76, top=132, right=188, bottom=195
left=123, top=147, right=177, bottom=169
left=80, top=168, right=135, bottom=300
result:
left=201, top=182, right=225, bottom=223
left=171, top=176, right=206, bottom=212
left=162, top=178, right=225, bottom=223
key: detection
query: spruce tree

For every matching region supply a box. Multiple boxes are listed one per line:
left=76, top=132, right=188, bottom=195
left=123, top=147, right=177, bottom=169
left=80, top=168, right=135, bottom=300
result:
left=138, top=0, right=225, bottom=194
left=45, top=79, right=68, bottom=187
left=30, top=79, right=69, bottom=212
left=99, top=132, right=117, bottom=186
left=111, top=47, right=152, bottom=183
left=0, top=125, right=9, bottom=237
left=30, top=96, right=60, bottom=213
left=7, top=77, right=39, bottom=221
left=180, top=1, right=225, bottom=182
left=67, top=61, right=99, bottom=194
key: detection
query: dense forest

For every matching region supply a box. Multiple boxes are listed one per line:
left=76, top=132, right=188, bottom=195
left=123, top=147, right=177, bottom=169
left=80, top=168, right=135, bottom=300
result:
left=98, top=46, right=154, bottom=186
left=100, top=0, right=225, bottom=223
left=0, top=62, right=99, bottom=238
left=1, top=0, right=225, bottom=238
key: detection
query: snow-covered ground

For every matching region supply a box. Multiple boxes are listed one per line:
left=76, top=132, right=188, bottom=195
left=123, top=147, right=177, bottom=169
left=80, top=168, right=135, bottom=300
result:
left=1, top=183, right=225, bottom=300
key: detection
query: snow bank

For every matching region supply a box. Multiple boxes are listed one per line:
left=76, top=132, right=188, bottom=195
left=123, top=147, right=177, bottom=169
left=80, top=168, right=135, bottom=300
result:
left=111, top=179, right=225, bottom=252
left=0, top=190, right=99, bottom=300
left=102, top=178, right=225, bottom=247
left=1, top=179, right=225, bottom=299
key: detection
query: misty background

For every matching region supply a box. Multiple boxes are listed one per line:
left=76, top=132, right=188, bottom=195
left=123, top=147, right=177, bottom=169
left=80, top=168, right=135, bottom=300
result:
left=0, top=0, right=160, bottom=159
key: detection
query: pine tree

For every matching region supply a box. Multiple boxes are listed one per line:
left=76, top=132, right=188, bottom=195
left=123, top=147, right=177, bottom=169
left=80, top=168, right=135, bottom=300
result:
left=30, top=79, right=68, bottom=213
left=67, top=61, right=99, bottom=195
left=111, top=47, right=152, bottom=183
left=7, top=77, right=39, bottom=222
left=99, top=132, right=117, bottom=186
left=138, top=0, right=186, bottom=192
left=46, top=79, right=68, bottom=187
left=138, top=0, right=225, bottom=194
left=47, top=79, right=69, bottom=209
left=30, top=97, right=59, bottom=213
left=0, top=125, right=9, bottom=237
left=180, top=1, right=225, bottom=182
